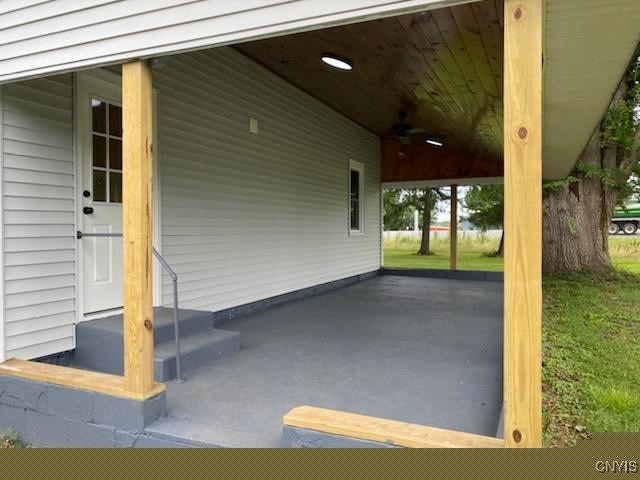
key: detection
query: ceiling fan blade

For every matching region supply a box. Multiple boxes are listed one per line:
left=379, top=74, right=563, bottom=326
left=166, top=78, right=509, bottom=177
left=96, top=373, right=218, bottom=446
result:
left=399, top=136, right=411, bottom=145
left=407, top=128, right=425, bottom=135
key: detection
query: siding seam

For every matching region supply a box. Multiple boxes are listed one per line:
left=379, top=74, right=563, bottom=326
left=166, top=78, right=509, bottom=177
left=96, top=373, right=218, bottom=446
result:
left=0, top=83, right=6, bottom=361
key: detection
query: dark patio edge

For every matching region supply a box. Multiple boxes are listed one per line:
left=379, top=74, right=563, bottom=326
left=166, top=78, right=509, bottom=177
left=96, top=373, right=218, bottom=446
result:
left=213, top=270, right=380, bottom=325
left=380, top=268, right=503, bottom=282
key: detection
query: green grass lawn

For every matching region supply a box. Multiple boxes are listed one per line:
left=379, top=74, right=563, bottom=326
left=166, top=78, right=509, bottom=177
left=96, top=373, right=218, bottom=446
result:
left=383, top=233, right=504, bottom=271
left=0, top=430, right=25, bottom=448
left=384, top=233, right=640, bottom=274
left=384, top=233, right=640, bottom=446
left=543, top=271, right=640, bottom=446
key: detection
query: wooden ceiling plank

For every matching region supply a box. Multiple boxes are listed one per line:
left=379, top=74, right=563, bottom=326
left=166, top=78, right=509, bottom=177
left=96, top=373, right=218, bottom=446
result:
left=452, top=4, right=505, bottom=143
left=362, top=20, right=465, bottom=131
left=450, top=5, right=500, bottom=99
left=340, top=20, right=459, bottom=134
left=448, top=4, right=504, bottom=147
left=431, top=7, right=502, bottom=154
left=393, top=15, right=467, bottom=117
left=471, top=1, right=504, bottom=90
left=238, top=39, right=394, bottom=133
left=234, top=4, right=506, bottom=158
left=396, top=15, right=484, bottom=145
left=348, top=20, right=448, bottom=108
left=415, top=13, right=481, bottom=117
left=471, top=0, right=504, bottom=136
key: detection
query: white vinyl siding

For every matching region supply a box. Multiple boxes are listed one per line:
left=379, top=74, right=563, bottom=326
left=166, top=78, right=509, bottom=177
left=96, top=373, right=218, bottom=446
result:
left=1, top=74, right=76, bottom=359
left=0, top=46, right=380, bottom=359
left=0, top=0, right=465, bottom=83
left=156, top=48, right=380, bottom=311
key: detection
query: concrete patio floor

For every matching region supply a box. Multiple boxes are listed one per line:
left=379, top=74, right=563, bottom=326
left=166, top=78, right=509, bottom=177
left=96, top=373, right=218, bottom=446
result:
left=146, top=274, right=503, bottom=446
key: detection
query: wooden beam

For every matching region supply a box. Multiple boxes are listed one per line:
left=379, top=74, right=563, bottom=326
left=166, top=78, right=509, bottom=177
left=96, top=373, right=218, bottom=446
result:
left=0, top=359, right=165, bottom=400
left=381, top=137, right=502, bottom=184
left=450, top=184, right=458, bottom=270
left=503, top=0, right=543, bottom=448
left=284, top=406, right=504, bottom=448
left=122, top=60, right=155, bottom=395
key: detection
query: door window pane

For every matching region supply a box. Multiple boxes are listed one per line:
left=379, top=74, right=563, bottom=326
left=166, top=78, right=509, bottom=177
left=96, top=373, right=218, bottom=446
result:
left=109, top=172, right=122, bottom=203
left=92, top=135, right=107, bottom=168
left=92, top=99, right=107, bottom=133
left=90, top=99, right=123, bottom=203
left=93, top=170, right=107, bottom=202
left=109, top=138, right=122, bottom=170
left=109, top=104, right=122, bottom=137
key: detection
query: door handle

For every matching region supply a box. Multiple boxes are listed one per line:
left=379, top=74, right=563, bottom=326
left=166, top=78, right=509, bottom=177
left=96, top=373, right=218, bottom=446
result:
left=83, top=206, right=94, bottom=215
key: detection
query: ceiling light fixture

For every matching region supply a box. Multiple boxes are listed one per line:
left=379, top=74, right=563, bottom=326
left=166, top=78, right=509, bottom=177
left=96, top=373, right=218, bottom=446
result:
left=426, top=138, right=444, bottom=147
left=321, top=53, right=353, bottom=71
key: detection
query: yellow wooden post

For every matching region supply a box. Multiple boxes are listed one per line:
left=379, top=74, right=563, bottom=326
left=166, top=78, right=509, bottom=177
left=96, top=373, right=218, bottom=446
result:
left=449, top=184, right=458, bottom=271
left=122, top=60, right=155, bottom=395
left=503, top=0, right=543, bottom=447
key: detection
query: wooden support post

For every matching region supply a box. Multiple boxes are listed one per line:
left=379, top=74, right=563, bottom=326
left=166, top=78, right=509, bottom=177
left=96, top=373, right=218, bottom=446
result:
left=122, top=60, right=155, bottom=395
left=503, top=0, right=543, bottom=447
left=449, top=184, right=458, bottom=271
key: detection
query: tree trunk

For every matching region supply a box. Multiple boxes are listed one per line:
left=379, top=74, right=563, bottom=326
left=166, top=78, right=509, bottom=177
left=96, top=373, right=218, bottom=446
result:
left=542, top=72, right=639, bottom=275
left=417, top=193, right=434, bottom=255
left=542, top=131, right=617, bottom=274
left=496, top=230, right=504, bottom=257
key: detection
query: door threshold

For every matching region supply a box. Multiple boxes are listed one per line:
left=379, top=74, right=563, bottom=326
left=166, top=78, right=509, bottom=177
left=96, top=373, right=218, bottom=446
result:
left=82, top=307, right=124, bottom=322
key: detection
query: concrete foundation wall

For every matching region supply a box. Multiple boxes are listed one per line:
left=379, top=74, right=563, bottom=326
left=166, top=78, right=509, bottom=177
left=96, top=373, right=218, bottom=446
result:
left=283, top=426, right=397, bottom=448
left=0, top=375, right=181, bottom=447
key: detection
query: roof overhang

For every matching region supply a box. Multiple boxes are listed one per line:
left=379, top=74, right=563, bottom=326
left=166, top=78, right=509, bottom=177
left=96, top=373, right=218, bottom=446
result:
left=0, top=0, right=638, bottom=180
left=543, top=0, right=640, bottom=179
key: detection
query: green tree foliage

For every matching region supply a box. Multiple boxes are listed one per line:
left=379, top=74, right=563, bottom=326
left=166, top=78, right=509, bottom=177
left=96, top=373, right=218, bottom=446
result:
left=464, top=185, right=504, bottom=230
left=383, top=189, right=415, bottom=230
left=464, top=185, right=504, bottom=256
left=599, top=58, right=640, bottom=204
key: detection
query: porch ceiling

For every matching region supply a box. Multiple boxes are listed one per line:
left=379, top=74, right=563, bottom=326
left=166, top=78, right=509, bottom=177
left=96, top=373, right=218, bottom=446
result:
left=236, top=0, right=640, bottom=180
left=236, top=1, right=505, bottom=166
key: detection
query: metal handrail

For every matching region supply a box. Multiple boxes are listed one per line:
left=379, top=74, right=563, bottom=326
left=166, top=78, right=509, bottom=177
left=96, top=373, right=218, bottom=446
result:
left=77, top=231, right=183, bottom=382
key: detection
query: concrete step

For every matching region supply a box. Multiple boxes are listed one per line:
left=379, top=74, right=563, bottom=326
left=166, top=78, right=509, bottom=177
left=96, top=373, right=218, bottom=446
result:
left=154, top=329, right=240, bottom=382
left=75, top=307, right=215, bottom=345
left=73, top=307, right=239, bottom=381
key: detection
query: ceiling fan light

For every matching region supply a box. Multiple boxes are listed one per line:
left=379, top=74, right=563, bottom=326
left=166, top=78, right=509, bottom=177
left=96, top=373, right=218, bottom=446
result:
left=426, top=138, right=444, bottom=147
left=321, top=53, right=353, bottom=71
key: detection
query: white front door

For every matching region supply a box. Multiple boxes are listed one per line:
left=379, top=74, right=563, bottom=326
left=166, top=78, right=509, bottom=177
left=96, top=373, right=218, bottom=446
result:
left=78, top=74, right=124, bottom=314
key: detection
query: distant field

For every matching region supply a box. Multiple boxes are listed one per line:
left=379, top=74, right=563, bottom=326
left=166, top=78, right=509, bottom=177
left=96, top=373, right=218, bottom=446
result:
left=383, top=232, right=640, bottom=273
left=383, top=232, right=503, bottom=271
left=609, top=236, right=640, bottom=274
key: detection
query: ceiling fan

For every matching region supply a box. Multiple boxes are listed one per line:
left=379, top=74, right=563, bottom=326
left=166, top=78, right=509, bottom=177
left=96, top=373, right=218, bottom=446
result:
left=391, top=111, right=445, bottom=147
left=391, top=111, right=425, bottom=144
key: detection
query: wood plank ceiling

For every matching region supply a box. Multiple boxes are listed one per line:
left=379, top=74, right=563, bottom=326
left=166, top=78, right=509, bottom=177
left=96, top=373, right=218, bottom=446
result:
left=236, top=0, right=504, bottom=166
